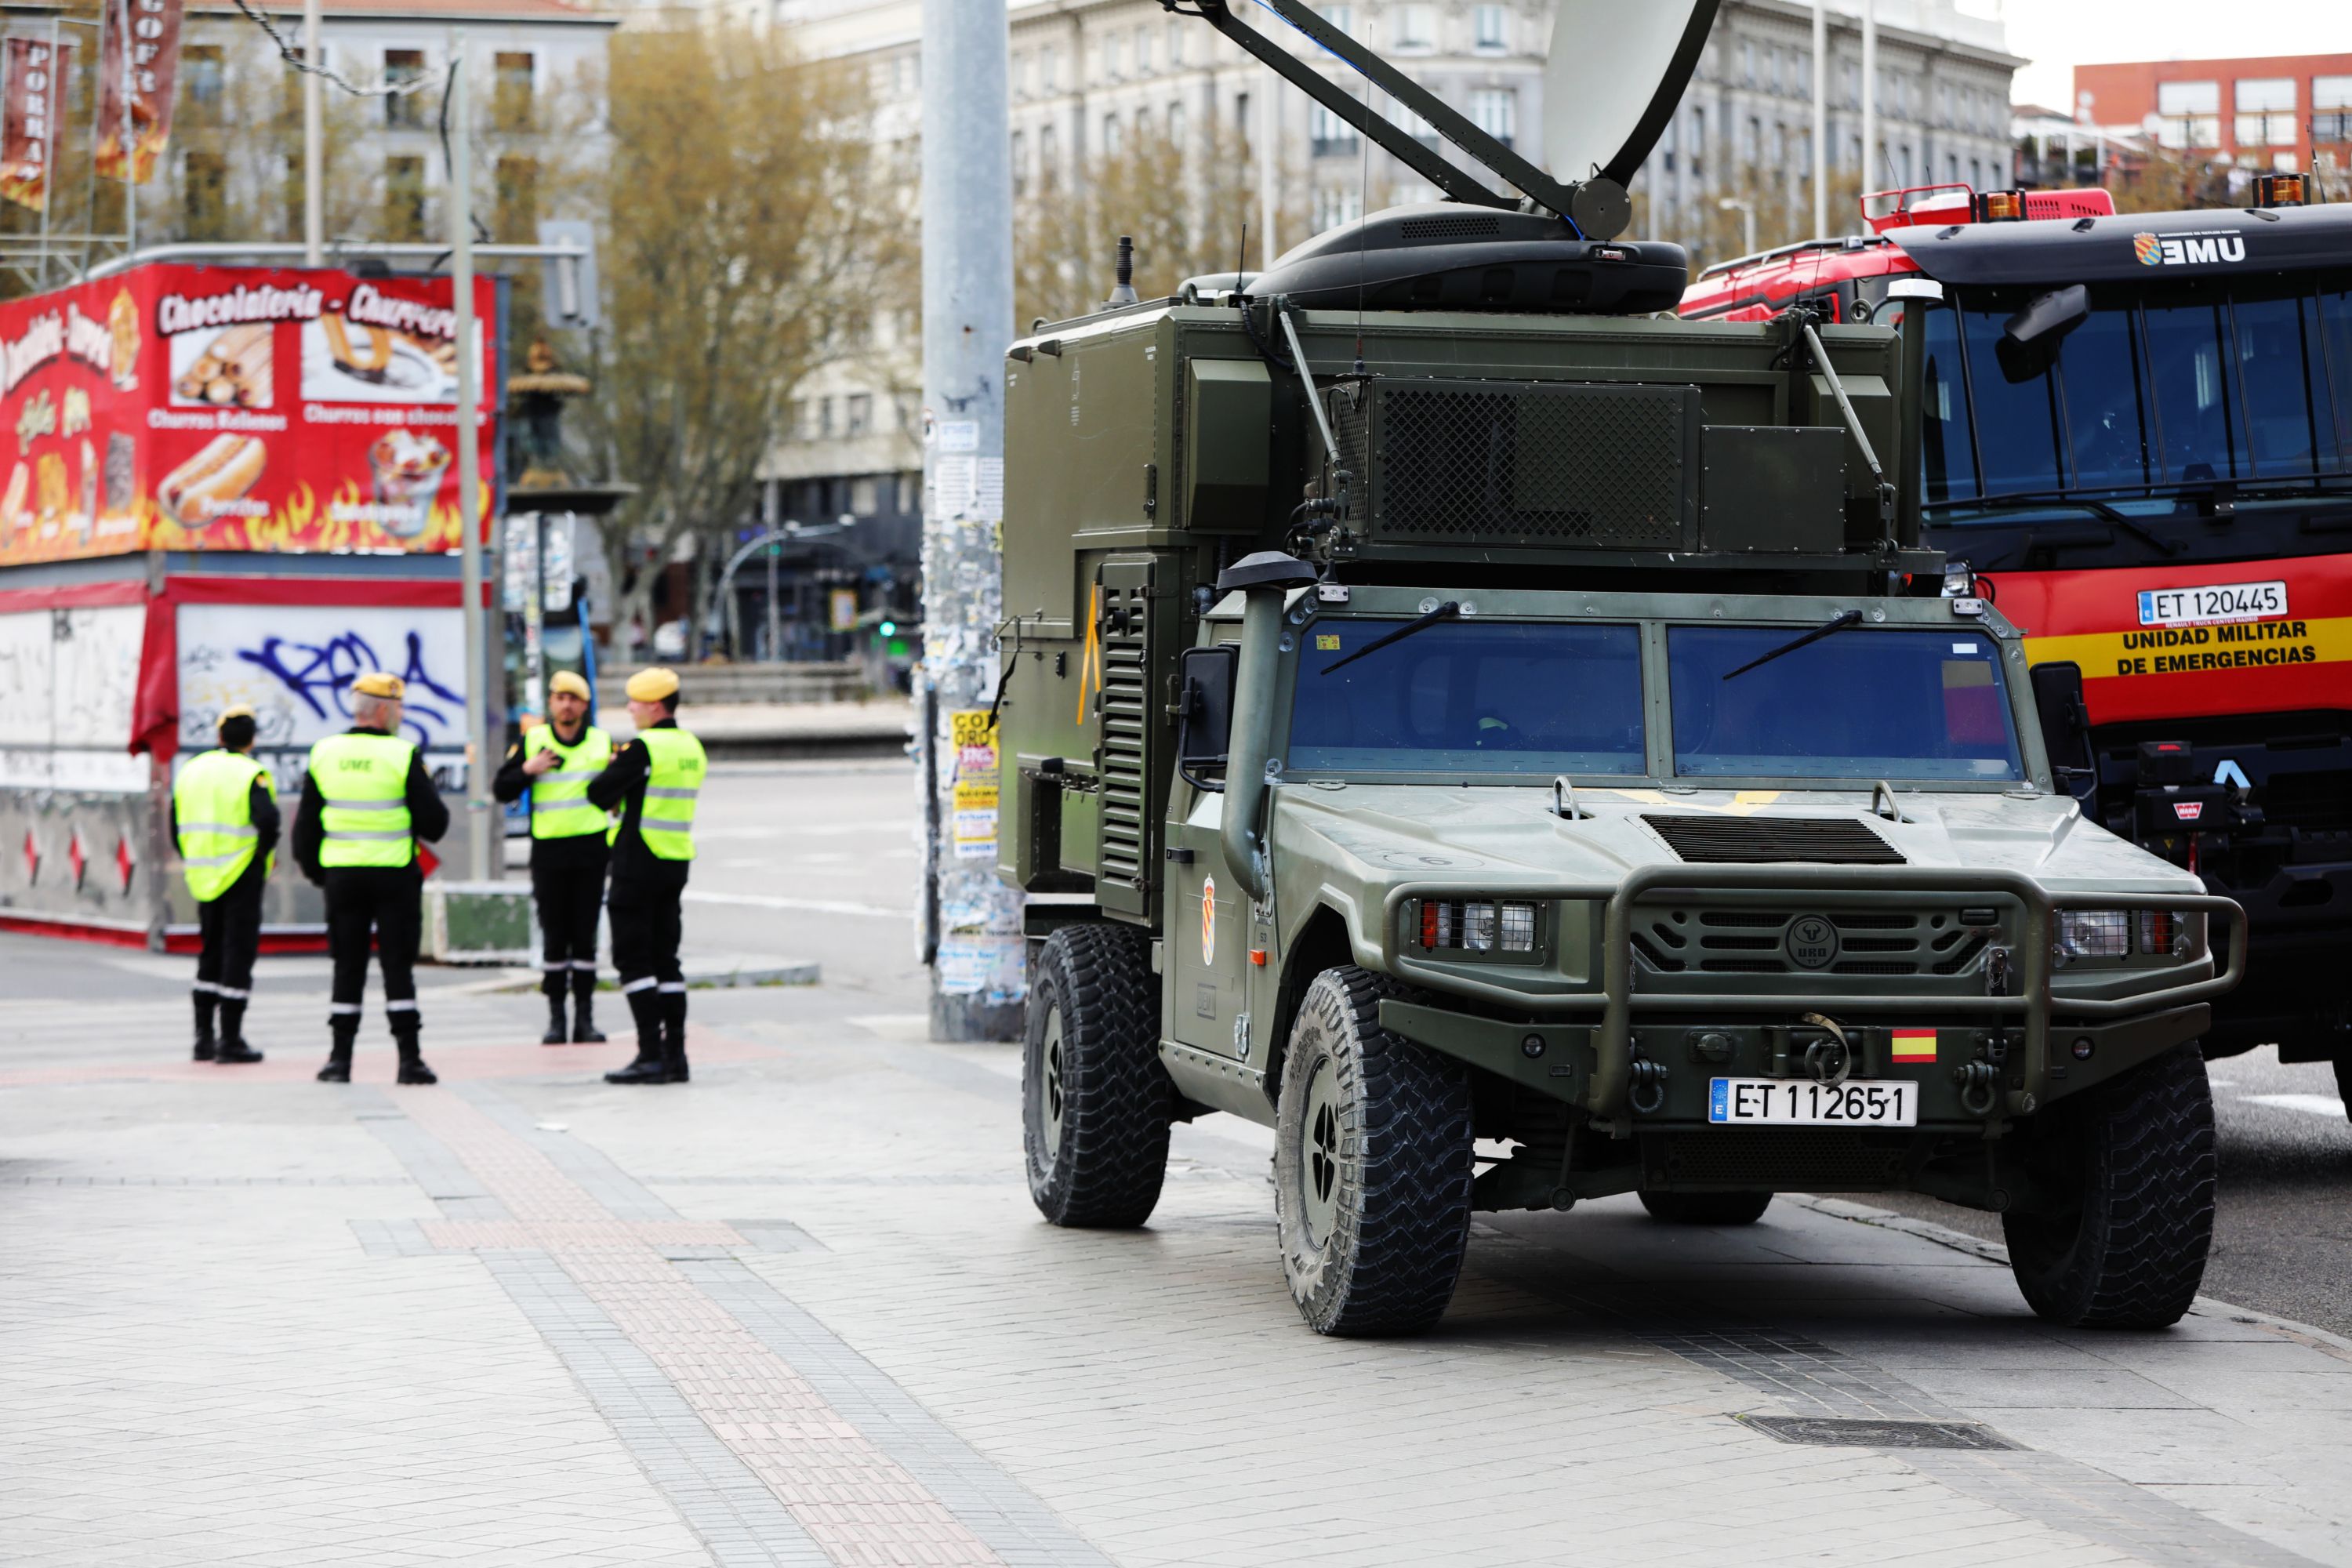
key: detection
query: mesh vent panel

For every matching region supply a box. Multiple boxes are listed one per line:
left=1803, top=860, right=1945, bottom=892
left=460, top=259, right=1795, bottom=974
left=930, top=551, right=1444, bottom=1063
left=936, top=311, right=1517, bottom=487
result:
left=1341, top=381, right=1691, bottom=547
left=1643, top=814, right=1905, bottom=865
left=1399, top=213, right=1503, bottom=240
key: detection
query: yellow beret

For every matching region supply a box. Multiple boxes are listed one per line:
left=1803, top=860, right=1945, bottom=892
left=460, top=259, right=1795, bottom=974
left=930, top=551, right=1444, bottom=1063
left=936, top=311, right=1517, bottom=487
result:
left=352, top=672, right=405, bottom=699
left=626, top=667, right=681, bottom=702
left=217, top=703, right=256, bottom=724
left=549, top=670, right=591, bottom=700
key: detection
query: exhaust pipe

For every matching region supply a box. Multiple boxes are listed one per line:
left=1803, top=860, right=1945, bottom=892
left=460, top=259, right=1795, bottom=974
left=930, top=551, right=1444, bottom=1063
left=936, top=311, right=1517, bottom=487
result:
left=1216, top=552, right=1316, bottom=900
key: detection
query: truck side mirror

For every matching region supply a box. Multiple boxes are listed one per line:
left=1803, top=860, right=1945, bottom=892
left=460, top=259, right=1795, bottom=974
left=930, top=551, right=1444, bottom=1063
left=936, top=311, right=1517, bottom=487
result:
left=2029, top=660, right=2096, bottom=802
left=1995, top=283, right=2089, bottom=384
left=1175, top=644, right=1239, bottom=793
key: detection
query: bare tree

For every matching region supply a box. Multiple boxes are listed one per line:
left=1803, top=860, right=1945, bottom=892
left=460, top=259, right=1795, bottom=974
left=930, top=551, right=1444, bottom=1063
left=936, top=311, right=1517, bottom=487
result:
left=578, top=23, right=893, bottom=653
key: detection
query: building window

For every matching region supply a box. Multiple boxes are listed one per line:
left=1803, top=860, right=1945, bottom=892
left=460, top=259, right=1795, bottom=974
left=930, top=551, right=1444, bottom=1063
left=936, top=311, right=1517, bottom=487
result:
left=1396, top=101, right=1439, bottom=146
left=1740, top=41, right=1755, bottom=87
left=1102, top=33, right=1120, bottom=80
left=493, top=52, right=534, bottom=132
left=282, top=151, right=305, bottom=238
left=183, top=150, right=227, bottom=239
left=181, top=45, right=224, bottom=126
left=2315, top=77, right=2352, bottom=143
left=1661, top=116, right=1676, bottom=175
left=1040, top=45, right=1057, bottom=93
left=1472, top=5, right=1507, bottom=51
left=818, top=397, right=836, bottom=439
left=1690, top=107, right=1706, bottom=177
left=495, top=154, right=538, bottom=242
left=1468, top=89, right=1516, bottom=149
left=1134, top=25, right=1151, bottom=75
left=1102, top=112, right=1120, bottom=157
left=2155, top=80, right=2220, bottom=149
left=850, top=477, right=880, bottom=517
left=1167, top=101, right=1185, bottom=147
left=896, top=474, right=919, bottom=514
left=1391, top=4, right=1435, bottom=50
left=1011, top=129, right=1027, bottom=194
left=385, top=49, right=425, bottom=129
left=1313, top=183, right=1363, bottom=234
left=2234, top=78, right=2296, bottom=147
left=1236, top=91, right=1250, bottom=140
left=1040, top=122, right=1058, bottom=185
left=383, top=154, right=426, bottom=241
left=1309, top=100, right=1358, bottom=155
left=1135, top=107, right=1152, bottom=142
left=847, top=394, right=873, bottom=436
left=1168, top=19, right=1185, bottom=67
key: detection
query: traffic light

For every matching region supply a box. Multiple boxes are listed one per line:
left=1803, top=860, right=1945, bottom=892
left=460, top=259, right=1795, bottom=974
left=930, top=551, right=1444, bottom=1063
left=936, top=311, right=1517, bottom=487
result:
left=878, top=619, right=898, bottom=637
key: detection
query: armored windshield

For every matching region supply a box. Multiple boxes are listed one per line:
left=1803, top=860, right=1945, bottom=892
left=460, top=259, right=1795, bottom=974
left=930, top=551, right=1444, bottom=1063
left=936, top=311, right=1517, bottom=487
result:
left=1288, top=621, right=1644, bottom=776
left=1667, top=626, right=2022, bottom=782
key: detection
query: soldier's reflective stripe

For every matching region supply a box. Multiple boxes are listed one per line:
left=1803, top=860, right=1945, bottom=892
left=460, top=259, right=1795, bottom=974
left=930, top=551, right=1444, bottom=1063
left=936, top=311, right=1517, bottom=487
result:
left=174, top=747, right=274, bottom=902
left=329, top=1003, right=363, bottom=1014
left=539, top=769, right=599, bottom=783
left=524, top=724, right=614, bottom=840
left=645, top=786, right=699, bottom=800
left=641, top=815, right=695, bottom=833
left=308, top=731, right=416, bottom=868
left=621, top=975, right=659, bottom=993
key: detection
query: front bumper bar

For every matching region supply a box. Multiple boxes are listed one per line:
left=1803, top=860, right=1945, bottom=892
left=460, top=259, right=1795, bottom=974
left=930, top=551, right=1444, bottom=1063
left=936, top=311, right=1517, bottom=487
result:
left=1382, top=866, right=2245, bottom=1121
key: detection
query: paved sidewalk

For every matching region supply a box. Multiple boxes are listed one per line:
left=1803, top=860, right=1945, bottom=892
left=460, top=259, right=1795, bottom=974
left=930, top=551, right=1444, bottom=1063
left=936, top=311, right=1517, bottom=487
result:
left=5, top=974, right=2350, bottom=1567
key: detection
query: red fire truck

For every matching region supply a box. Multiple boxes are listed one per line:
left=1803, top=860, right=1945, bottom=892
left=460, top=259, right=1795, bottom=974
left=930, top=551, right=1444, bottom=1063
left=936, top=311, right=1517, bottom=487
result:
left=1683, top=177, right=2352, bottom=1098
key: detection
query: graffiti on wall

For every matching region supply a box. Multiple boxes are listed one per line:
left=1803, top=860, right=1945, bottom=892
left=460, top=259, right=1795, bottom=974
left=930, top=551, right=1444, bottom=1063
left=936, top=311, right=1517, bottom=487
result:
left=178, top=604, right=466, bottom=753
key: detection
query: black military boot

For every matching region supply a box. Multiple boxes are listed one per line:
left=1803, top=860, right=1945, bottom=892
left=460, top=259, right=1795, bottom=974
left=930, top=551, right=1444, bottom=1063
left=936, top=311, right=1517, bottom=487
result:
left=542, top=991, right=569, bottom=1046
left=316, top=1017, right=358, bottom=1083
left=662, top=989, right=690, bottom=1084
left=604, top=988, right=669, bottom=1084
left=214, top=999, right=263, bottom=1064
left=393, top=1022, right=437, bottom=1086
left=570, top=971, right=607, bottom=1044
left=193, top=992, right=218, bottom=1062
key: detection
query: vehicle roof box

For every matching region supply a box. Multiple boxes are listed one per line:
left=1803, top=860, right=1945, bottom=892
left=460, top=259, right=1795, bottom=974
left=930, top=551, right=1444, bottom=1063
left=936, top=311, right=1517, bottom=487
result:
left=1251, top=203, right=1687, bottom=315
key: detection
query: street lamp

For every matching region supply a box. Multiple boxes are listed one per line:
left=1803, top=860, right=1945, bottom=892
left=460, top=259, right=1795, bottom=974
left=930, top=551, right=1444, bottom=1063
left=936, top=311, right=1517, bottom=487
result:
left=1718, top=195, right=1758, bottom=259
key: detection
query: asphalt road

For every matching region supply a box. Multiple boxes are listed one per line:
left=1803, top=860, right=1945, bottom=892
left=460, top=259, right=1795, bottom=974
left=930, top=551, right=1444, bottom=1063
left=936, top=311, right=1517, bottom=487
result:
left=11, top=753, right=2347, bottom=1336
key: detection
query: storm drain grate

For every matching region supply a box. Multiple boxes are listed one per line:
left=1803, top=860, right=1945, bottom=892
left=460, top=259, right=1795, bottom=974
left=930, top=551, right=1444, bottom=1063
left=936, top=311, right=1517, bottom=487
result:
left=1734, top=1414, right=2018, bottom=1450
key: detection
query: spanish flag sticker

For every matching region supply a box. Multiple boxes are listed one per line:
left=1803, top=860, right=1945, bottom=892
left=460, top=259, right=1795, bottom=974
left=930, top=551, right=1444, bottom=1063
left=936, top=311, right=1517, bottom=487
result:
left=1892, top=1029, right=1937, bottom=1064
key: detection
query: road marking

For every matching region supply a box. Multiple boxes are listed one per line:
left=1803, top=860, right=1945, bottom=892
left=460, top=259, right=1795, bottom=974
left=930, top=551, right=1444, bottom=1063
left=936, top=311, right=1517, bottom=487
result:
left=2241, top=1093, right=2348, bottom=1120
left=684, top=890, right=909, bottom=918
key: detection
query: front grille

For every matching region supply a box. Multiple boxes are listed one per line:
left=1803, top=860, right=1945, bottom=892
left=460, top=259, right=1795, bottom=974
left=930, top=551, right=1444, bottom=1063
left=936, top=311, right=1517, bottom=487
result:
left=1094, top=576, right=1152, bottom=901
left=1643, top=814, right=1905, bottom=865
left=1333, top=379, right=1694, bottom=548
left=2259, top=768, right=2352, bottom=830
left=1633, top=909, right=1981, bottom=977
left=1657, top=1129, right=1907, bottom=1188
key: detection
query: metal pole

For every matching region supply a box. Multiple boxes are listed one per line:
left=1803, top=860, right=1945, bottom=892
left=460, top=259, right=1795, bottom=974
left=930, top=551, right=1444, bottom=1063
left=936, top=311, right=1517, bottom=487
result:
left=763, top=481, right=780, bottom=661
left=1860, top=0, right=1876, bottom=194
left=450, top=31, right=494, bottom=882
left=1258, top=60, right=1278, bottom=263
left=920, top=0, right=1022, bottom=1041
left=302, top=0, right=322, bottom=263
left=1811, top=0, right=1828, bottom=234
left=118, top=0, right=133, bottom=259
left=38, top=19, right=59, bottom=288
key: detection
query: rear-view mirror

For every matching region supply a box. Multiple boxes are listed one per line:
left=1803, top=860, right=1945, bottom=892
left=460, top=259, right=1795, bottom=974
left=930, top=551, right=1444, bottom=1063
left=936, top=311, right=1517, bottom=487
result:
left=1996, top=284, right=2090, bottom=384
left=1176, top=644, right=1238, bottom=793
left=2030, top=660, right=2097, bottom=801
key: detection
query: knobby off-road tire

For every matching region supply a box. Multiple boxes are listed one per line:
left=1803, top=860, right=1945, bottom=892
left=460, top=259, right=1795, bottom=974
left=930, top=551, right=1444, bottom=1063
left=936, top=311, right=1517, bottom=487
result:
left=1023, top=924, right=1171, bottom=1229
left=2002, top=1044, right=2216, bottom=1329
left=1273, top=967, right=1475, bottom=1337
left=1639, top=1190, right=1774, bottom=1225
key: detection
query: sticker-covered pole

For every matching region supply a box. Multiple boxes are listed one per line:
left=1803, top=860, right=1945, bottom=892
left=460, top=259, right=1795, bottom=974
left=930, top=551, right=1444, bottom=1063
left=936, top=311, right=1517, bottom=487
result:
left=918, top=0, right=1022, bottom=1041
left=450, top=30, right=495, bottom=882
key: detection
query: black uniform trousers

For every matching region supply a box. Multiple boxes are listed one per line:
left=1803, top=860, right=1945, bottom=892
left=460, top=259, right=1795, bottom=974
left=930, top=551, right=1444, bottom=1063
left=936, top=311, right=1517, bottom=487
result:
left=196, top=859, right=268, bottom=1001
left=325, top=865, right=424, bottom=1029
left=531, top=847, right=608, bottom=1000
left=608, top=877, right=684, bottom=1035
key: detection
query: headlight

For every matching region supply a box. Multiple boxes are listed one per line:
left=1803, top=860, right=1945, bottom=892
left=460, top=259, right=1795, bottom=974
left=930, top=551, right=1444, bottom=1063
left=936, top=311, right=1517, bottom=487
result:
left=1416, top=898, right=1541, bottom=954
left=2058, top=909, right=2130, bottom=959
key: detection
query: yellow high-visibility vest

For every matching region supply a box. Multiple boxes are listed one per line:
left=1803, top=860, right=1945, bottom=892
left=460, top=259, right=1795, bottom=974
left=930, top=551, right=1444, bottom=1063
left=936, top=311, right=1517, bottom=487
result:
left=523, top=723, right=613, bottom=839
left=307, top=731, right=416, bottom=869
left=175, top=748, right=274, bottom=901
left=614, top=727, right=705, bottom=861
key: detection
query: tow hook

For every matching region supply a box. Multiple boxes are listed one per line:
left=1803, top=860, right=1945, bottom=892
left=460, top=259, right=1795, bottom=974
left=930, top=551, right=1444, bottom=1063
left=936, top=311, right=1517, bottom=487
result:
left=1954, top=1061, right=2001, bottom=1117
left=1798, top=1012, right=1853, bottom=1085
left=1628, top=1058, right=1669, bottom=1115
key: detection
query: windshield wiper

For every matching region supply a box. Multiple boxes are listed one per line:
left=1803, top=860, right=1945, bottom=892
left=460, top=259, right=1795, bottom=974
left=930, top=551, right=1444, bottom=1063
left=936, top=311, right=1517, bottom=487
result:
left=1722, top=609, right=1863, bottom=681
left=1319, top=601, right=1459, bottom=676
left=1928, top=492, right=2182, bottom=558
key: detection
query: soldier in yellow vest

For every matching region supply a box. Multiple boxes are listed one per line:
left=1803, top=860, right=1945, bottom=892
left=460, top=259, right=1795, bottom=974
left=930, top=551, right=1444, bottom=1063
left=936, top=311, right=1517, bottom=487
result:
left=493, top=670, right=613, bottom=1044
left=172, top=704, right=281, bottom=1065
left=587, top=667, right=705, bottom=1085
left=292, top=673, right=452, bottom=1085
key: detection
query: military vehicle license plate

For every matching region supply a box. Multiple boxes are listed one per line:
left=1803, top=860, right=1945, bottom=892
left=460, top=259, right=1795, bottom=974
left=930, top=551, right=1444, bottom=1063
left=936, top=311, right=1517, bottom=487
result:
left=1708, top=1079, right=1918, bottom=1127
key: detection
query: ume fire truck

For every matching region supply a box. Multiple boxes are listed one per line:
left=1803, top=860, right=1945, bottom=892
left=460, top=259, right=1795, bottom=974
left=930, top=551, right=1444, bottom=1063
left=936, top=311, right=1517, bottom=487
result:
left=1684, top=176, right=2352, bottom=1105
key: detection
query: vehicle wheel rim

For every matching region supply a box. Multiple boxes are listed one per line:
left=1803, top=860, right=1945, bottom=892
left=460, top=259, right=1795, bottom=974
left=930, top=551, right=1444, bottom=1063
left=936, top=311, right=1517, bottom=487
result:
left=1300, top=1057, right=1342, bottom=1247
left=1040, top=1006, right=1067, bottom=1159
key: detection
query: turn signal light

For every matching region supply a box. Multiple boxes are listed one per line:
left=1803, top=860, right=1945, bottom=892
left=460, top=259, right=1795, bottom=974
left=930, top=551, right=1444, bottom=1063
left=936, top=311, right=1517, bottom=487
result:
left=2253, top=172, right=2307, bottom=209
left=1974, top=189, right=2026, bottom=222
left=2136, top=909, right=2183, bottom=956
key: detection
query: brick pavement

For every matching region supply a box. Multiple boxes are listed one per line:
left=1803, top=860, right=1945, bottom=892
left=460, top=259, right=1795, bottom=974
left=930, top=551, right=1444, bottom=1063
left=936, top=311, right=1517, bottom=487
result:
left=5, top=974, right=2352, bottom=1567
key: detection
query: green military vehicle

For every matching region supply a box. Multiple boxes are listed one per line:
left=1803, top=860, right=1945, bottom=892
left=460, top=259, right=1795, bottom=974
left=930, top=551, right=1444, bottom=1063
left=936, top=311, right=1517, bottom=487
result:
left=992, top=0, right=2243, bottom=1336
